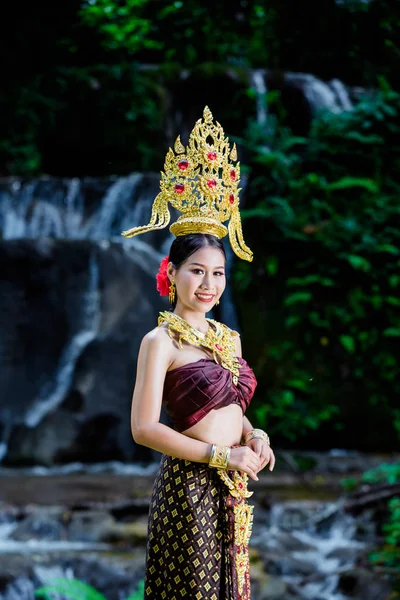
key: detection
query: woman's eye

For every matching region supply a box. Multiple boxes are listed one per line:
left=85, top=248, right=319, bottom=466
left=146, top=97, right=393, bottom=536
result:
left=191, top=269, right=224, bottom=276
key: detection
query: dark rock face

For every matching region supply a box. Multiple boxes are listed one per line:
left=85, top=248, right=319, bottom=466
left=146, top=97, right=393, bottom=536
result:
left=0, top=238, right=168, bottom=465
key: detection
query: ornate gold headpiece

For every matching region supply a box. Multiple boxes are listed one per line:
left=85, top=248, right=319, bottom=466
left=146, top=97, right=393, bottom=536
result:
left=121, top=106, right=253, bottom=262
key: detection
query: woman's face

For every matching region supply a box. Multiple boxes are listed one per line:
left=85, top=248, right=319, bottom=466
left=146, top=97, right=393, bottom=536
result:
left=169, top=246, right=226, bottom=312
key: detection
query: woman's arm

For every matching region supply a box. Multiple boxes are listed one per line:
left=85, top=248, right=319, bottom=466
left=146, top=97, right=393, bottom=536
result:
left=242, top=415, right=255, bottom=442
left=131, top=328, right=213, bottom=463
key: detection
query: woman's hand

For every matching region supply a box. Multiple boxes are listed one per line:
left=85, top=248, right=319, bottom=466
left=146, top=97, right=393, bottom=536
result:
left=245, top=438, right=275, bottom=472
left=227, top=446, right=261, bottom=481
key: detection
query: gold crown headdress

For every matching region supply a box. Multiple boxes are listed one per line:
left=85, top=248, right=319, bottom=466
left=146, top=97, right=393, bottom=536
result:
left=121, top=106, right=253, bottom=262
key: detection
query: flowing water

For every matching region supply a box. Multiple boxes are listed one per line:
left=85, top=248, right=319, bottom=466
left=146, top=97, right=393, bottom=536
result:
left=0, top=456, right=380, bottom=600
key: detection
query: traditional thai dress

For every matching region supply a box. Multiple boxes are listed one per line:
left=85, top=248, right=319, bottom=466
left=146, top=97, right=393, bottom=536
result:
left=144, top=355, right=258, bottom=599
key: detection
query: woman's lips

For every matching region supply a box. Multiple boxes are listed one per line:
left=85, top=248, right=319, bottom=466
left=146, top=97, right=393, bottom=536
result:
left=195, top=293, right=215, bottom=303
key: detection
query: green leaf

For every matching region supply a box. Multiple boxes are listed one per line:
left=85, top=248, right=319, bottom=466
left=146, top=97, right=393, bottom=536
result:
left=387, top=296, right=400, bottom=306
left=284, top=292, right=312, bottom=306
left=126, top=580, right=145, bottom=600
left=35, top=579, right=108, bottom=600
left=339, top=335, right=355, bottom=354
left=285, top=315, right=301, bottom=328
left=327, top=177, right=378, bottom=193
left=376, top=244, right=399, bottom=255
left=287, top=378, right=309, bottom=391
left=346, top=255, right=371, bottom=271
left=383, top=328, right=400, bottom=337
left=265, top=255, right=278, bottom=276
left=287, top=275, right=334, bottom=287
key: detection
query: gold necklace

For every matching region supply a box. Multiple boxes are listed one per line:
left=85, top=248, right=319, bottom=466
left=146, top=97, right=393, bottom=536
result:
left=158, top=311, right=241, bottom=385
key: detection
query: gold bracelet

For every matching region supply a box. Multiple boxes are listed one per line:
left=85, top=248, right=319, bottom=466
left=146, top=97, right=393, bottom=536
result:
left=244, top=429, right=270, bottom=445
left=208, top=444, right=231, bottom=469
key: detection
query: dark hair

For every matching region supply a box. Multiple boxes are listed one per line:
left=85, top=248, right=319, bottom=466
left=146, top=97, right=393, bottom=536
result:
left=169, top=234, right=226, bottom=308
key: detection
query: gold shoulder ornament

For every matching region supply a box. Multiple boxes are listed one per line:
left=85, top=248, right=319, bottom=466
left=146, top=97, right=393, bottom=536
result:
left=121, top=106, right=253, bottom=262
left=158, top=310, right=242, bottom=385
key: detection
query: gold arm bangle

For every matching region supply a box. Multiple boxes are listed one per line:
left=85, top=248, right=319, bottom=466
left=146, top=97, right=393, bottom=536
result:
left=209, top=444, right=231, bottom=469
left=244, top=429, right=270, bottom=445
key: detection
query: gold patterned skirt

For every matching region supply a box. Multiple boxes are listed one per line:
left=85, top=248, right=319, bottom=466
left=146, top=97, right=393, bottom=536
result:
left=144, top=451, right=254, bottom=600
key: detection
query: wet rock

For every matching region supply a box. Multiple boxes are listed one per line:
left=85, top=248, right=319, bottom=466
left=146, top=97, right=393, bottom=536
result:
left=278, top=555, right=317, bottom=577
left=338, top=567, right=393, bottom=600
left=6, top=412, right=78, bottom=467
left=258, top=549, right=317, bottom=578
left=67, top=510, right=116, bottom=543
left=250, top=550, right=302, bottom=600
left=10, top=512, right=64, bottom=542
left=102, top=516, right=148, bottom=544
left=258, top=575, right=301, bottom=600
left=0, top=237, right=166, bottom=466
left=67, top=510, right=148, bottom=545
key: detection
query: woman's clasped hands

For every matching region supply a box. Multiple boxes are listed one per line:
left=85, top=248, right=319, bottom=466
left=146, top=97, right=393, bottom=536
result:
left=228, top=440, right=275, bottom=481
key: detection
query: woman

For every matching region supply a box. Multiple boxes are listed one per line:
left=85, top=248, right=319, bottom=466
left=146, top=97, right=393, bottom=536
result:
left=122, top=107, right=275, bottom=599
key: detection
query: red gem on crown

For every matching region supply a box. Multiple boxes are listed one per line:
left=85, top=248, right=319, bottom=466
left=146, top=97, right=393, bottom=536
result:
left=229, top=193, right=235, bottom=204
left=207, top=152, right=217, bottom=161
left=178, top=160, right=188, bottom=170
left=207, top=179, right=217, bottom=189
left=175, top=183, right=185, bottom=194
left=238, top=482, right=243, bottom=489
left=230, top=169, right=236, bottom=181
left=215, top=343, right=223, bottom=351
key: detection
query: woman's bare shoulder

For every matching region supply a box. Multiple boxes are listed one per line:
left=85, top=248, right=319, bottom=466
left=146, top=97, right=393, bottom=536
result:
left=141, top=323, right=173, bottom=349
left=136, top=324, right=175, bottom=374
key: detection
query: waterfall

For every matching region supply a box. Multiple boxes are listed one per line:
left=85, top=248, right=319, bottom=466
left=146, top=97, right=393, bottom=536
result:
left=24, top=254, right=100, bottom=428
left=284, top=73, right=353, bottom=113
left=0, top=174, right=160, bottom=241
left=250, top=69, right=268, bottom=126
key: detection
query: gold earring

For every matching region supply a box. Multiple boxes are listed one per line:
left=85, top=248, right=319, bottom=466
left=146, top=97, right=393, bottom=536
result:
left=169, top=280, right=176, bottom=304
left=216, top=299, right=220, bottom=305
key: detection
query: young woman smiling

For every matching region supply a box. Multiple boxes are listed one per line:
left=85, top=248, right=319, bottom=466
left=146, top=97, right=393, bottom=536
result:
left=122, top=108, right=275, bottom=600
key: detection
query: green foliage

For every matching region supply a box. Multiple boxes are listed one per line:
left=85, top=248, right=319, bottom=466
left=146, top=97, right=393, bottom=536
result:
left=2, top=0, right=400, bottom=174
left=343, top=462, right=400, bottom=577
left=368, top=497, right=400, bottom=571
left=80, top=0, right=275, bottom=67
left=361, top=462, right=400, bottom=486
left=236, top=85, right=400, bottom=446
left=35, top=578, right=145, bottom=600
left=341, top=461, right=400, bottom=491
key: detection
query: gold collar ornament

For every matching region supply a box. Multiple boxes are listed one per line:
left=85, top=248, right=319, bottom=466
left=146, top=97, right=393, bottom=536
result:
left=158, top=310, right=241, bottom=385
left=121, top=106, right=253, bottom=262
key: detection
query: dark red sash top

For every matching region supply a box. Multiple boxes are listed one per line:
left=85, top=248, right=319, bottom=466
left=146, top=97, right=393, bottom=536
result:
left=162, top=356, right=257, bottom=432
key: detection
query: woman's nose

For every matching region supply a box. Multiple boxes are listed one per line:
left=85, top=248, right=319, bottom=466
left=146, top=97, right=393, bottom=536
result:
left=201, top=273, right=212, bottom=288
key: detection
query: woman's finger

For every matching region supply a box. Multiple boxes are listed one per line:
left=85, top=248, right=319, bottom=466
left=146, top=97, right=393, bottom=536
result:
left=268, top=450, right=275, bottom=471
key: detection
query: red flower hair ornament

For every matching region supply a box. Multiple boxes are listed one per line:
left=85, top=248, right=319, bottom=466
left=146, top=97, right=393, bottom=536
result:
left=156, top=255, right=171, bottom=297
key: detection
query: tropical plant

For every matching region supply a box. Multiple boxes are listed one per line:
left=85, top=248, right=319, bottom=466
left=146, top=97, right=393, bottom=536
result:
left=236, top=82, right=400, bottom=448
left=35, top=577, right=145, bottom=600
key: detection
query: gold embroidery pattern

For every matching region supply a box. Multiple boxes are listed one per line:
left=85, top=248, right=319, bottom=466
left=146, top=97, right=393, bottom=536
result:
left=217, top=469, right=254, bottom=598
left=144, top=453, right=254, bottom=599
left=145, top=454, right=227, bottom=599
left=158, top=310, right=241, bottom=385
